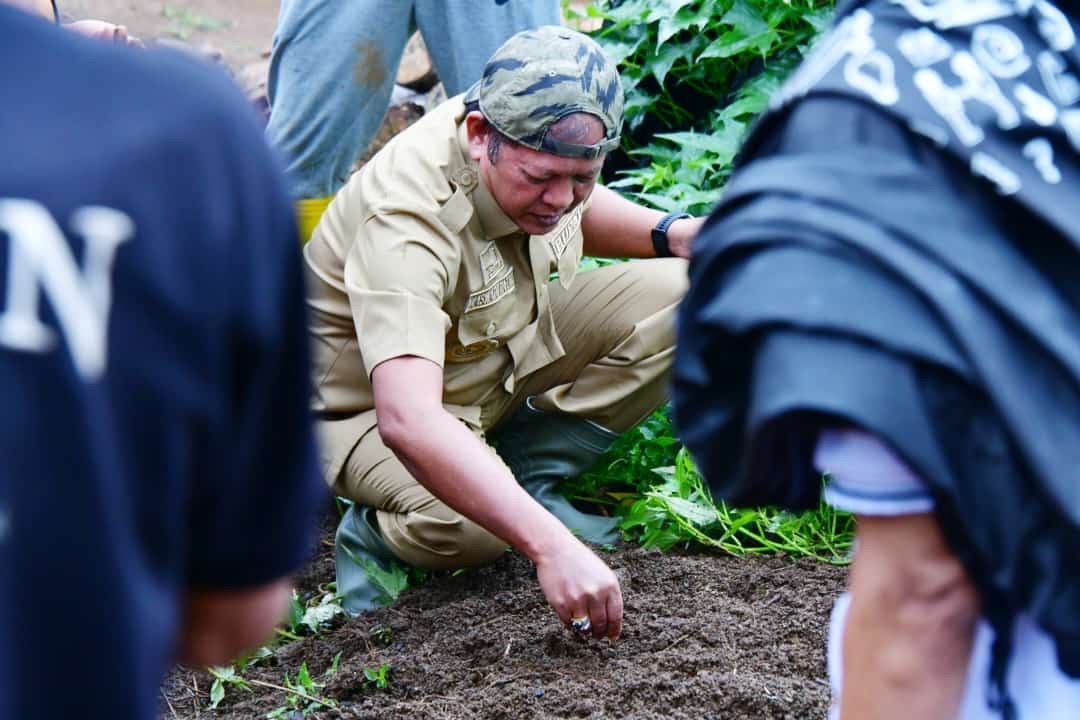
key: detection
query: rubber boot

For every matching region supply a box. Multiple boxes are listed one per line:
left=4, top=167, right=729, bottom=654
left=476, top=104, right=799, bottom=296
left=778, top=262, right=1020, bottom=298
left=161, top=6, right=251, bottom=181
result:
left=334, top=503, right=398, bottom=615
left=490, top=398, right=621, bottom=545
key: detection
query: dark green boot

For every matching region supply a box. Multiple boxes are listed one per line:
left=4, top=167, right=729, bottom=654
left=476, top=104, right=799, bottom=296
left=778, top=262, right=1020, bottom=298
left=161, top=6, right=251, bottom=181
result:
left=491, top=398, right=621, bottom=545
left=334, top=504, right=398, bottom=615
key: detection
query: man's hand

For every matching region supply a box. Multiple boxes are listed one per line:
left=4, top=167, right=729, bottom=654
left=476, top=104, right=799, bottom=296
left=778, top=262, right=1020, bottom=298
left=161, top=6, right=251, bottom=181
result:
left=66, top=20, right=144, bottom=47
left=372, top=355, right=624, bottom=640
left=534, top=534, right=623, bottom=640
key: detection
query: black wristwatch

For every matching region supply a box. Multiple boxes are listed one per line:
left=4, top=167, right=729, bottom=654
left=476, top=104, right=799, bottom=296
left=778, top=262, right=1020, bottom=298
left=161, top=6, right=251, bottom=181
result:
left=651, top=211, right=691, bottom=258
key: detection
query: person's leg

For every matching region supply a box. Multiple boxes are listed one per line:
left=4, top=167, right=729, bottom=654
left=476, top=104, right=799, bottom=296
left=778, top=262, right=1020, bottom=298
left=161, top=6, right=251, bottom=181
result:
left=332, top=410, right=507, bottom=612
left=816, top=428, right=980, bottom=720
left=842, top=513, right=980, bottom=720
left=266, top=0, right=413, bottom=238
left=488, top=259, right=687, bottom=544
left=515, top=258, right=688, bottom=432
left=414, top=0, right=562, bottom=96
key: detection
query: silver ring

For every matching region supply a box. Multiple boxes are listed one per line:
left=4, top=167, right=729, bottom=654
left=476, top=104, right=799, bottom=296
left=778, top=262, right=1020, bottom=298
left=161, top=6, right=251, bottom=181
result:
left=570, top=616, right=591, bottom=635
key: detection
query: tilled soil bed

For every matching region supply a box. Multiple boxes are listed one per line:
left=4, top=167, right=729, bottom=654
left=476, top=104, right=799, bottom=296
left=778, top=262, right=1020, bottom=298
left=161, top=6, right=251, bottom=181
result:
left=162, top=525, right=846, bottom=720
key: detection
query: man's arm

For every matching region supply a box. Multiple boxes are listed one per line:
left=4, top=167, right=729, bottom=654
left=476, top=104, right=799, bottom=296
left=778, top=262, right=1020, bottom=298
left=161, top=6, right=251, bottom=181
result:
left=372, top=355, right=624, bottom=639
left=177, top=580, right=293, bottom=667
left=176, top=55, right=325, bottom=667
left=580, top=185, right=704, bottom=259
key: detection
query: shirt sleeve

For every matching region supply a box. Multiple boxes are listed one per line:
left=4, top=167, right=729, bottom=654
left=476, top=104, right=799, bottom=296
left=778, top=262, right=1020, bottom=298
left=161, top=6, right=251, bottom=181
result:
left=182, top=66, right=326, bottom=590
left=345, top=206, right=460, bottom=374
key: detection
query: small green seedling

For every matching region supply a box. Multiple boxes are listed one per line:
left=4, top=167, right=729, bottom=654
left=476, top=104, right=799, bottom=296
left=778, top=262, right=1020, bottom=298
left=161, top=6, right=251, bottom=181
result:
left=371, top=625, right=393, bottom=646
left=266, top=660, right=339, bottom=718
left=207, top=665, right=251, bottom=710
left=362, top=663, right=391, bottom=691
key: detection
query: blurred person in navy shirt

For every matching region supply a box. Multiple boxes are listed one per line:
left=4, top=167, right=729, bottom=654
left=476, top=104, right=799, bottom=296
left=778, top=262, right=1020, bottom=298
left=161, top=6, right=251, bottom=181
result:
left=0, top=4, right=325, bottom=718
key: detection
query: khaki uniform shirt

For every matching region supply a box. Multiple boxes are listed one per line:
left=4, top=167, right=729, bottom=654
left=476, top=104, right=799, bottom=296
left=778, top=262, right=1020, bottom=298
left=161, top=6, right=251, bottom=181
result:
left=305, top=95, right=589, bottom=481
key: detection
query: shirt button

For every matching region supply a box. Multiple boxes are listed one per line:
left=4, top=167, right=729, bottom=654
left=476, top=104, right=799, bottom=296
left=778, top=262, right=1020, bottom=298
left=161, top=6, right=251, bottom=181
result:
left=538, top=285, right=546, bottom=296
left=485, top=321, right=497, bottom=336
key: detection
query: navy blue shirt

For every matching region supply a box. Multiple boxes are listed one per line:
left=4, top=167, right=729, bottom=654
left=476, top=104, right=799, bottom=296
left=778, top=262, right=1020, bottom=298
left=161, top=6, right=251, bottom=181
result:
left=0, top=7, right=325, bottom=719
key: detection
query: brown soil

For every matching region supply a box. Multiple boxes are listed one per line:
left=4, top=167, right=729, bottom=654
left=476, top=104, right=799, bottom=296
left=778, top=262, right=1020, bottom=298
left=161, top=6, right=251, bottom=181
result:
left=161, top=515, right=846, bottom=720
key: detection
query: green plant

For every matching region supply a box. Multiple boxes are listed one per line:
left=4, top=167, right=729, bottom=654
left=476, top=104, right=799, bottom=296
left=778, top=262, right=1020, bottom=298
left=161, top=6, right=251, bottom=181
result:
left=563, top=407, right=682, bottom=507
left=285, top=590, right=346, bottom=636
left=362, top=663, right=391, bottom=691
left=570, top=0, right=834, bottom=210
left=207, top=665, right=251, bottom=711
left=266, top=657, right=341, bottom=718
left=607, top=52, right=801, bottom=214
left=565, top=409, right=854, bottom=563
left=575, top=0, right=832, bottom=132
left=622, top=448, right=854, bottom=563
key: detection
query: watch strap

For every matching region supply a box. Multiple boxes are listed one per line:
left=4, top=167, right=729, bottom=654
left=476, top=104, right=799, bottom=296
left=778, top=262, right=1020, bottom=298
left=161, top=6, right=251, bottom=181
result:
left=651, top=211, right=691, bottom=258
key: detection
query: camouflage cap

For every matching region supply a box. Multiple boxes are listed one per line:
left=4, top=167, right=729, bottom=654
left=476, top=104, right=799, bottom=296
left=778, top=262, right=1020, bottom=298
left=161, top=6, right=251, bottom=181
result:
left=464, top=25, right=624, bottom=160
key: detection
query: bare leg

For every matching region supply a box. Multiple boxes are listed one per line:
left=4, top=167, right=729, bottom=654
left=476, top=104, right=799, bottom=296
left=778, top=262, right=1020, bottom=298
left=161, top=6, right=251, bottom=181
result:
left=840, top=512, right=980, bottom=720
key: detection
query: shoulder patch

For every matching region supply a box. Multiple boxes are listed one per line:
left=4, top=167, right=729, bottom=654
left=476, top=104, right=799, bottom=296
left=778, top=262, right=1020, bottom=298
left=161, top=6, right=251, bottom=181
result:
left=479, top=242, right=506, bottom=285
left=547, top=205, right=583, bottom=261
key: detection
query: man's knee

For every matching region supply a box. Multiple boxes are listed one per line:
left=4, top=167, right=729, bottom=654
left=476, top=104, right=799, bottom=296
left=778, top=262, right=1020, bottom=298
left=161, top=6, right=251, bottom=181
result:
left=862, top=550, right=979, bottom=643
left=598, top=258, right=688, bottom=352
left=382, top=508, right=507, bottom=571
left=625, top=257, right=688, bottom=311
left=849, top=515, right=980, bottom=678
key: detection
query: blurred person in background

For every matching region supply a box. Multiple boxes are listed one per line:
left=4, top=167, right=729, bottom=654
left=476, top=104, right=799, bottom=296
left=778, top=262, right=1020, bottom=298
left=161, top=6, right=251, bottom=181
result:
left=265, top=0, right=562, bottom=242
left=0, top=4, right=324, bottom=718
left=674, top=1, right=1080, bottom=718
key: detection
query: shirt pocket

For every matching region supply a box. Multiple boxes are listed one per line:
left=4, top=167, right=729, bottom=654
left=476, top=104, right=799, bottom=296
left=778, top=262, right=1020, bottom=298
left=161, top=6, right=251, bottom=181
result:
left=447, top=269, right=518, bottom=362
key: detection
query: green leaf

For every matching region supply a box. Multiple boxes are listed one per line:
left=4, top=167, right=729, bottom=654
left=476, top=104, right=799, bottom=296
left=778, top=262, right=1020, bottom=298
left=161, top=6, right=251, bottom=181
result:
left=657, top=495, right=720, bottom=526
left=654, top=1, right=703, bottom=46
left=209, top=679, right=225, bottom=710
left=803, top=5, right=836, bottom=32
left=700, top=28, right=780, bottom=59
left=286, top=590, right=305, bottom=633
left=721, top=0, right=770, bottom=37
left=297, top=662, right=314, bottom=694
left=300, top=593, right=345, bottom=633
left=649, top=42, right=694, bottom=86
left=326, top=651, right=343, bottom=678
left=631, top=192, right=684, bottom=213
left=363, top=663, right=391, bottom=690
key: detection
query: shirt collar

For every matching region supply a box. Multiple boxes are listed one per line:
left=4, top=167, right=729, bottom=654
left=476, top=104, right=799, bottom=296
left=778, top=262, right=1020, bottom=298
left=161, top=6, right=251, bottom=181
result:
left=455, top=107, right=522, bottom=240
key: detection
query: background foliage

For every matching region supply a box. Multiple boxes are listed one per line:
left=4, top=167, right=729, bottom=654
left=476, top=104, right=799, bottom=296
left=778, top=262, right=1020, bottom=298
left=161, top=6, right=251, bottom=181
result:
left=571, top=0, right=833, bottom=213
left=562, top=0, right=853, bottom=562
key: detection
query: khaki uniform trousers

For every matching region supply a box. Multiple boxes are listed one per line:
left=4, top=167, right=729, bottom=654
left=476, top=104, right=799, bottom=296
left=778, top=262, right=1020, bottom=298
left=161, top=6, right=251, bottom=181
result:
left=331, top=258, right=687, bottom=569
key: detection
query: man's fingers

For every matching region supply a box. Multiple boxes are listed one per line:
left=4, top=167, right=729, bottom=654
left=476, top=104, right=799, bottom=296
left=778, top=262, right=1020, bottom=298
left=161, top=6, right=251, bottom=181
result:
left=587, top=597, right=609, bottom=640
left=605, top=587, right=623, bottom=640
